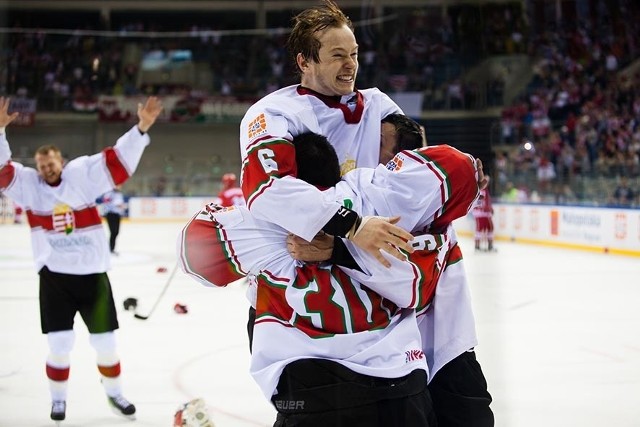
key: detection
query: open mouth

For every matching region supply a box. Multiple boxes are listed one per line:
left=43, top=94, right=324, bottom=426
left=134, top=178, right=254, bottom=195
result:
left=337, top=75, right=354, bottom=83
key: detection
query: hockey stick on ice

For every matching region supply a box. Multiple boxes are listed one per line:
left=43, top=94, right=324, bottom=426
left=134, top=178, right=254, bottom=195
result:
left=134, top=262, right=179, bottom=320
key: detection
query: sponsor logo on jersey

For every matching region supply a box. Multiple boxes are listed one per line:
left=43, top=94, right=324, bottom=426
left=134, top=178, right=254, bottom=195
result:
left=247, top=113, right=267, bottom=140
left=52, top=203, right=75, bottom=234
left=49, top=235, right=92, bottom=248
left=405, top=348, right=425, bottom=363
left=386, top=154, right=404, bottom=172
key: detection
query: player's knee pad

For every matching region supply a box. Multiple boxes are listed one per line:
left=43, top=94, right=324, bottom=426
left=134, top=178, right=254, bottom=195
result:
left=47, top=330, right=75, bottom=355
left=89, top=332, right=119, bottom=365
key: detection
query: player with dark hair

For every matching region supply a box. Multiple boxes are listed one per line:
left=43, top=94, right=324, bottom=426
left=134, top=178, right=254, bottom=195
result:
left=380, top=113, right=425, bottom=164
left=0, top=96, right=163, bottom=422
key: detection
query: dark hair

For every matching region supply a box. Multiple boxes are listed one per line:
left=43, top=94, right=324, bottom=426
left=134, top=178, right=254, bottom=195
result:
left=287, top=0, right=354, bottom=74
left=293, top=132, right=341, bottom=188
left=381, top=114, right=424, bottom=152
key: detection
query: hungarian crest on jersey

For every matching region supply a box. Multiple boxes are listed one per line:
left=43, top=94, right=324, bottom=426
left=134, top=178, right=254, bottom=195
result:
left=52, top=203, right=75, bottom=234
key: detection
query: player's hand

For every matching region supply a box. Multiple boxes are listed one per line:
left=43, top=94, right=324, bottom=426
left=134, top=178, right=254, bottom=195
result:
left=348, top=216, right=414, bottom=267
left=287, top=232, right=334, bottom=262
left=0, top=97, right=20, bottom=128
left=137, top=96, right=164, bottom=133
left=476, top=158, right=488, bottom=190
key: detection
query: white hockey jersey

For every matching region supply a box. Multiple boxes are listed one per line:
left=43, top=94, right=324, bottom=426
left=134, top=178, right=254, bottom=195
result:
left=239, top=85, right=402, bottom=241
left=178, top=144, right=480, bottom=398
left=0, top=125, right=149, bottom=274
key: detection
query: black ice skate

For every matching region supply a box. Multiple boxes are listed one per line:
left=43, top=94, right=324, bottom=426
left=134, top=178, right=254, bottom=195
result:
left=108, top=395, right=136, bottom=420
left=50, top=400, right=66, bottom=423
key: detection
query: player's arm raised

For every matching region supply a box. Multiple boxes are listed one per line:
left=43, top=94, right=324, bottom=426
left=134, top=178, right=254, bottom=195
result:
left=0, top=97, right=20, bottom=132
left=136, top=96, right=163, bottom=133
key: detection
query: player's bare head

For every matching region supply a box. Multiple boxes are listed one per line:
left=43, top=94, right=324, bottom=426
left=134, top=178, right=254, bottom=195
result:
left=383, top=114, right=423, bottom=151
left=288, top=1, right=354, bottom=69
left=293, top=132, right=341, bottom=188
left=288, top=0, right=357, bottom=97
left=34, top=144, right=64, bottom=185
left=379, top=114, right=424, bottom=164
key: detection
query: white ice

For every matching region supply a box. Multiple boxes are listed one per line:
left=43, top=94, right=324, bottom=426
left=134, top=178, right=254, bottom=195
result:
left=1, top=220, right=639, bottom=427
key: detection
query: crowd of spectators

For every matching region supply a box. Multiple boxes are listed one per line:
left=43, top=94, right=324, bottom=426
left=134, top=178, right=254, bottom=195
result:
left=2, top=2, right=639, bottom=205
left=1, top=3, right=524, bottom=112
left=495, top=4, right=640, bottom=207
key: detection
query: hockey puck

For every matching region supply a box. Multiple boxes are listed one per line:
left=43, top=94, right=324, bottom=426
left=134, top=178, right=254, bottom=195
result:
left=123, top=297, right=138, bottom=311
left=174, top=303, right=188, bottom=314
left=157, top=266, right=168, bottom=273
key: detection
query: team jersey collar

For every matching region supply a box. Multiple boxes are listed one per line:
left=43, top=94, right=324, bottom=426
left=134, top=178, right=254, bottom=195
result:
left=296, top=86, right=364, bottom=124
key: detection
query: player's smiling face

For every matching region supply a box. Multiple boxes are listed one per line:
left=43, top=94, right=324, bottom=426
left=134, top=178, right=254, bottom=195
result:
left=35, top=150, right=64, bottom=185
left=299, top=24, right=358, bottom=96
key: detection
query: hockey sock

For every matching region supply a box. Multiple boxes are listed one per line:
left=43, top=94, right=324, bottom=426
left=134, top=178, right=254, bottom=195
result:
left=46, top=330, right=75, bottom=401
left=90, top=332, right=123, bottom=397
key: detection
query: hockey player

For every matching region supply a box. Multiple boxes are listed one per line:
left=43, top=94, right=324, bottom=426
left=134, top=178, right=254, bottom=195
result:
left=179, top=130, right=482, bottom=425
left=240, top=1, right=414, bottom=269
left=101, top=185, right=126, bottom=254
left=239, top=1, right=492, bottom=425
left=217, top=173, right=244, bottom=207
left=0, top=96, right=163, bottom=422
left=472, top=175, right=496, bottom=251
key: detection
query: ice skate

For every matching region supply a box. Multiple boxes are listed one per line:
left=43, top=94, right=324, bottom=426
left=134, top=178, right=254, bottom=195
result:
left=50, top=400, right=66, bottom=424
left=108, top=395, right=136, bottom=420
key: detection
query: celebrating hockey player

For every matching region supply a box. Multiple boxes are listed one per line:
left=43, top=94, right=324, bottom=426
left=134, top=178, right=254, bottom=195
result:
left=179, top=128, right=483, bottom=425
left=238, top=1, right=493, bottom=425
left=0, top=96, right=163, bottom=423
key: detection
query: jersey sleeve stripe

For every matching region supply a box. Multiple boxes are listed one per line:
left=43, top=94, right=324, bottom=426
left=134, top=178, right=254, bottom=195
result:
left=103, top=147, right=130, bottom=185
left=0, top=161, right=16, bottom=189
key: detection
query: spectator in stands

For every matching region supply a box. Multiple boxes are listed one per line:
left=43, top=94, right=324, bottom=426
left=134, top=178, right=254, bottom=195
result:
left=612, top=176, right=636, bottom=206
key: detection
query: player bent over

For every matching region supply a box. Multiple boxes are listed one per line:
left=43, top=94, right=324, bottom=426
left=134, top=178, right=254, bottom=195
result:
left=0, top=96, right=163, bottom=422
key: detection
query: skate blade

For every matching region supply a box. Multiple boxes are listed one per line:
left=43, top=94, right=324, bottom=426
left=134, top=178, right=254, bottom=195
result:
left=110, top=406, right=136, bottom=421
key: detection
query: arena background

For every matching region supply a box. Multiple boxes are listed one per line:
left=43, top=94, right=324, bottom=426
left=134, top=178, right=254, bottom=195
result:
left=2, top=0, right=637, bottom=204
left=1, top=1, right=639, bottom=425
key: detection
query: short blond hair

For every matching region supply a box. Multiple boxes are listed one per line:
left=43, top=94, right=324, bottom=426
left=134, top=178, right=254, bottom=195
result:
left=35, top=144, right=62, bottom=157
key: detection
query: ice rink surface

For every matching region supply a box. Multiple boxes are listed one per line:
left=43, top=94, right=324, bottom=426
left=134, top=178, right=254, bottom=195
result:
left=1, top=220, right=639, bottom=427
